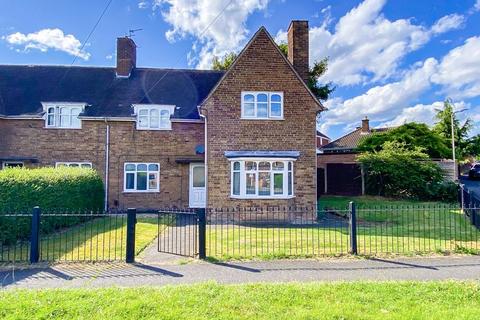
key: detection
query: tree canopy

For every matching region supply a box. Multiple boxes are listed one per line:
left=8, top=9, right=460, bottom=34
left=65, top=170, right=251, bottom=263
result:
left=211, top=42, right=335, bottom=101
left=357, top=122, right=451, bottom=159
left=433, top=99, right=476, bottom=160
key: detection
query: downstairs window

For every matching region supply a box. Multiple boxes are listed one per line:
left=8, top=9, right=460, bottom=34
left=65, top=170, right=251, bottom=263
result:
left=124, top=163, right=160, bottom=192
left=230, top=159, right=294, bottom=198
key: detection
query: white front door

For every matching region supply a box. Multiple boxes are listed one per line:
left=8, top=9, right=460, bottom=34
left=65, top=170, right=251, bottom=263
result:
left=189, top=163, right=206, bottom=208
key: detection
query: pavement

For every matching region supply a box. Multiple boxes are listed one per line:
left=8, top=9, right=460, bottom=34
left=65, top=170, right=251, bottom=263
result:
left=1, top=255, right=479, bottom=289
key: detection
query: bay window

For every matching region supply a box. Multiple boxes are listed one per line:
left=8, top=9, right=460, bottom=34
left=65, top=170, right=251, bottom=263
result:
left=241, top=92, right=283, bottom=119
left=231, top=159, right=294, bottom=198
left=124, top=163, right=160, bottom=192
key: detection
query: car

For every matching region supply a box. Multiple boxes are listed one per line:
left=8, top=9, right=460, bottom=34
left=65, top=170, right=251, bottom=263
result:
left=469, top=163, right=480, bottom=180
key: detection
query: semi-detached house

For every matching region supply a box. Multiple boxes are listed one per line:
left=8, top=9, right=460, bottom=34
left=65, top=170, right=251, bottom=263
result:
left=0, top=21, right=323, bottom=210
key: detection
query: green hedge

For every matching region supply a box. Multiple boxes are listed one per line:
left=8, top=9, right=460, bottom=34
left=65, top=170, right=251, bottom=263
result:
left=0, top=167, right=104, bottom=244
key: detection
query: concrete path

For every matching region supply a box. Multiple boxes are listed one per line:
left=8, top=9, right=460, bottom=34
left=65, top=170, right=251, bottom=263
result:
left=1, top=255, right=479, bottom=289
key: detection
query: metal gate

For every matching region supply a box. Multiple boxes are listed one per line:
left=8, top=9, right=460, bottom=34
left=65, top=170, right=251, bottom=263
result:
left=157, top=209, right=199, bottom=257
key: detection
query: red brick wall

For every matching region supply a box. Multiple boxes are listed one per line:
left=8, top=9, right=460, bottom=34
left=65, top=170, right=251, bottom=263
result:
left=203, top=29, right=319, bottom=208
left=0, top=118, right=203, bottom=209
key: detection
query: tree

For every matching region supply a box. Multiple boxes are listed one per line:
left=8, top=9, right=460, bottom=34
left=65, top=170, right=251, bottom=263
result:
left=357, top=123, right=451, bottom=159
left=212, top=52, right=238, bottom=71
left=433, top=99, right=473, bottom=159
left=211, top=43, right=335, bottom=100
left=357, top=142, right=447, bottom=200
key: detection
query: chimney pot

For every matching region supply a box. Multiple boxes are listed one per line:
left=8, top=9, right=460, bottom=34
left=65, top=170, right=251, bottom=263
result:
left=287, top=20, right=309, bottom=83
left=116, top=37, right=136, bottom=78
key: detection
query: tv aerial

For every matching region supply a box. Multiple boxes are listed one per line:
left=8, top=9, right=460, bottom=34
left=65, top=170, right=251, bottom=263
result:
left=128, top=28, right=143, bottom=37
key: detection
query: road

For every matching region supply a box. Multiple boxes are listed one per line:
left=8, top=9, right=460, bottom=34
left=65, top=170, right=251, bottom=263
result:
left=1, top=256, right=480, bottom=289
left=461, top=176, right=480, bottom=199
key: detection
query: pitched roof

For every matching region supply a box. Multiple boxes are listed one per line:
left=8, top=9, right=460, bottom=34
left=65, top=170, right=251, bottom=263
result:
left=316, top=131, right=330, bottom=139
left=200, top=27, right=325, bottom=111
left=320, top=127, right=390, bottom=153
left=0, top=65, right=224, bottom=119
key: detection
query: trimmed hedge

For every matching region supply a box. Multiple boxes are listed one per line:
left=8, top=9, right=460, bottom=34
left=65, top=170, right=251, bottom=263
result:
left=0, top=167, right=104, bottom=244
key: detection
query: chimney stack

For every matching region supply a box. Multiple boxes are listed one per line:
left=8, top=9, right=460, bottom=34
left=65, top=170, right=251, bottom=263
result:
left=287, top=20, right=309, bottom=83
left=116, top=37, right=136, bottom=78
left=361, top=116, right=370, bottom=133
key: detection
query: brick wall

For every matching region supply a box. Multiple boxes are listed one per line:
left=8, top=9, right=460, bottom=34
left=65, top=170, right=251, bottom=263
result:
left=0, top=118, right=203, bottom=209
left=203, top=29, right=319, bottom=208
left=317, top=153, right=357, bottom=168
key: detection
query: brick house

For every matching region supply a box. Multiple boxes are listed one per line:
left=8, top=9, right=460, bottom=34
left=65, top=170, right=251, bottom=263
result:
left=317, top=117, right=390, bottom=195
left=0, top=21, right=323, bottom=209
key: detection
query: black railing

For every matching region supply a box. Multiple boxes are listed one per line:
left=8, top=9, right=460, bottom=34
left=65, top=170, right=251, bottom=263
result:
left=1, top=203, right=479, bottom=264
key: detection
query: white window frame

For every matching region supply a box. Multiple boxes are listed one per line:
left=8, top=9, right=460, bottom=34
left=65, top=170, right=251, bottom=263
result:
left=55, top=162, right=93, bottom=168
left=241, top=92, right=284, bottom=120
left=2, top=161, right=24, bottom=169
left=230, top=158, right=295, bottom=199
left=42, top=102, right=85, bottom=129
left=133, top=104, right=175, bottom=130
left=123, top=162, right=160, bottom=193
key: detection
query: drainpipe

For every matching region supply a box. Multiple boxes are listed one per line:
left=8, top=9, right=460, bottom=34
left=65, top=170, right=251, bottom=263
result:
left=104, top=119, right=110, bottom=212
left=199, top=108, right=207, bottom=209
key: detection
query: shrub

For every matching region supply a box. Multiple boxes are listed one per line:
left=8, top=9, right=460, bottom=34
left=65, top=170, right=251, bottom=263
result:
left=358, top=142, right=447, bottom=200
left=0, top=167, right=104, bottom=244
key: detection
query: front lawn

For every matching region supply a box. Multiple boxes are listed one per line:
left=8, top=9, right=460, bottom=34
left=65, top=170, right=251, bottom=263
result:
left=206, top=196, right=479, bottom=260
left=1, top=216, right=163, bottom=262
left=1, top=282, right=479, bottom=319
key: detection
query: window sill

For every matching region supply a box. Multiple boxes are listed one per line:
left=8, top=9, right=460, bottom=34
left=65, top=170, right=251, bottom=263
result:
left=135, top=127, right=172, bottom=131
left=240, top=117, right=284, bottom=121
left=44, top=126, right=82, bottom=130
left=230, top=195, right=295, bottom=200
left=123, top=190, right=160, bottom=194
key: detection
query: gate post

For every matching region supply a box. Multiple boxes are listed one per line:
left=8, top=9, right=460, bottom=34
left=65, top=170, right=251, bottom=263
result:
left=126, top=208, right=137, bottom=263
left=349, top=201, right=358, bottom=255
left=197, top=208, right=206, bottom=259
left=30, top=206, right=41, bottom=263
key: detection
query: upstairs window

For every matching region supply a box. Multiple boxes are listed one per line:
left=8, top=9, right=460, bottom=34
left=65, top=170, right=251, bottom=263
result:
left=134, top=105, right=175, bottom=130
left=44, top=104, right=83, bottom=128
left=241, top=92, right=283, bottom=119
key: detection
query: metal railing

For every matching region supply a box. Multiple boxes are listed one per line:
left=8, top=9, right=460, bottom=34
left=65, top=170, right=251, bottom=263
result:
left=1, top=203, right=479, bottom=264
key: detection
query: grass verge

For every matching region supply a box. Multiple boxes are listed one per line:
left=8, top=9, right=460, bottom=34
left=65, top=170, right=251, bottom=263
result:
left=0, top=281, right=479, bottom=319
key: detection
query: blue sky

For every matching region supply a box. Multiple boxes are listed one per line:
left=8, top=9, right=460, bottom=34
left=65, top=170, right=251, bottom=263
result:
left=0, top=0, right=479, bottom=139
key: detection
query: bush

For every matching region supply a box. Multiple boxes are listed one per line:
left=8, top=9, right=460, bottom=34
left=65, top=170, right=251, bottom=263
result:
left=0, top=167, right=104, bottom=244
left=358, top=142, right=447, bottom=201
left=426, top=181, right=459, bottom=203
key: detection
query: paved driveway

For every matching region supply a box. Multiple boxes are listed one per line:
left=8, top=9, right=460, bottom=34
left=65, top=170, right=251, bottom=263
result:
left=1, top=256, right=479, bottom=289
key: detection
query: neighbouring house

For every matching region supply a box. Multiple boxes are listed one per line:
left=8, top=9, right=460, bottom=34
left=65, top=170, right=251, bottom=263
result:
left=0, top=20, right=323, bottom=209
left=316, top=131, right=330, bottom=149
left=317, top=117, right=390, bottom=196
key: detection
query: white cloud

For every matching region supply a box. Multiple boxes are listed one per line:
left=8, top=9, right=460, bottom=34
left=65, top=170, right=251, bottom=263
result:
left=431, top=14, right=464, bottom=34
left=320, top=57, right=438, bottom=133
left=138, top=1, right=149, bottom=9
left=154, top=0, right=270, bottom=68
left=476, top=0, right=480, bottom=11
left=431, top=36, right=480, bottom=99
left=276, top=0, right=464, bottom=86
left=377, top=100, right=470, bottom=128
left=2, top=28, right=90, bottom=60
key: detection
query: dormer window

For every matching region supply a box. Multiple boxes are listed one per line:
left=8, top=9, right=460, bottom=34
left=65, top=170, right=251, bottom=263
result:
left=43, top=103, right=84, bottom=129
left=241, top=92, right=283, bottom=119
left=133, top=105, right=175, bottom=130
